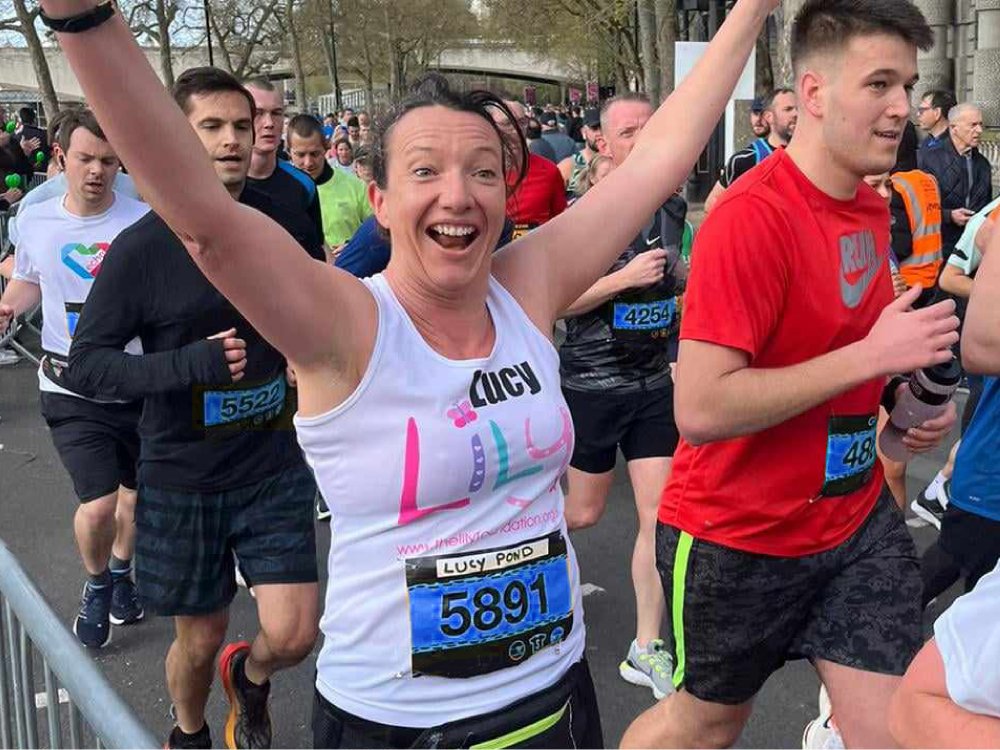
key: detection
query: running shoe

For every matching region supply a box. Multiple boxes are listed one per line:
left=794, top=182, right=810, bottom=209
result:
left=72, top=580, right=112, bottom=649
left=109, top=573, right=144, bottom=625
left=316, top=491, right=331, bottom=522
left=910, top=481, right=950, bottom=530
left=0, top=348, right=21, bottom=366
left=802, top=716, right=844, bottom=749
left=619, top=638, right=675, bottom=700
left=165, top=724, right=212, bottom=749
left=220, top=641, right=272, bottom=749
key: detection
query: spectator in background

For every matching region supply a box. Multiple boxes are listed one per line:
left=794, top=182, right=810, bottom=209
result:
left=916, top=89, right=956, bottom=151
left=352, top=146, right=374, bottom=185
left=497, top=101, right=567, bottom=236
left=561, top=108, right=605, bottom=197
left=0, top=129, right=32, bottom=210
left=345, top=116, right=361, bottom=149
left=287, top=114, right=371, bottom=252
left=524, top=116, right=557, bottom=163
left=541, top=111, right=578, bottom=162
left=17, top=107, right=49, bottom=174
left=329, top=137, right=354, bottom=173
left=918, top=103, right=992, bottom=262
left=749, top=96, right=770, bottom=139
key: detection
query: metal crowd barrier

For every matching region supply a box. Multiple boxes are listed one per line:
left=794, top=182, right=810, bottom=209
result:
left=0, top=539, right=158, bottom=749
left=0, top=205, right=42, bottom=366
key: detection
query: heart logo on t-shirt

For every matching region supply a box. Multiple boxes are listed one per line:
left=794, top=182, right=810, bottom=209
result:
left=61, top=242, right=110, bottom=280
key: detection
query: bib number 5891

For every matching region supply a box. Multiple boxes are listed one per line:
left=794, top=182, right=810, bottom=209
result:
left=440, top=574, right=548, bottom=638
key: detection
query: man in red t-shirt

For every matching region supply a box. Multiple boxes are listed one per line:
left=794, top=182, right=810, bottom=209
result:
left=496, top=100, right=566, bottom=237
left=622, top=1, right=959, bottom=748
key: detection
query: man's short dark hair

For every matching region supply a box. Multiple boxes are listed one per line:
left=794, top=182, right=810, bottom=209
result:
left=18, top=107, right=37, bottom=126
left=55, top=107, right=108, bottom=154
left=242, top=77, right=276, bottom=93
left=763, top=87, right=795, bottom=112
left=346, top=116, right=360, bottom=129
left=172, top=67, right=256, bottom=120
left=923, top=89, right=957, bottom=118
left=287, top=113, right=326, bottom=146
left=791, top=0, right=933, bottom=76
left=599, top=93, right=651, bottom=133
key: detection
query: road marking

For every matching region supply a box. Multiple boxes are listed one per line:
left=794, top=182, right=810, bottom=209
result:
left=34, top=689, right=69, bottom=710
left=906, top=516, right=931, bottom=528
left=581, top=583, right=605, bottom=597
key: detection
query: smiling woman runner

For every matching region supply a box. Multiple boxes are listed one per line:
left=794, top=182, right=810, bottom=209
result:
left=41, top=0, right=776, bottom=746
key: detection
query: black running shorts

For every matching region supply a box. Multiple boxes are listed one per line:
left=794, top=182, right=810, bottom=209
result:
left=312, top=660, right=603, bottom=749
left=563, top=384, right=679, bottom=474
left=656, top=488, right=922, bottom=705
left=135, top=462, right=318, bottom=616
left=39, top=392, right=141, bottom=503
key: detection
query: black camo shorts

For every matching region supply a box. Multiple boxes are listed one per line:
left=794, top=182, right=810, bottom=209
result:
left=656, top=488, right=922, bottom=705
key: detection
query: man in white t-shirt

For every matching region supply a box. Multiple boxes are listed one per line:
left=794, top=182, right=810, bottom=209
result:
left=890, top=560, right=1000, bottom=747
left=0, top=108, right=149, bottom=650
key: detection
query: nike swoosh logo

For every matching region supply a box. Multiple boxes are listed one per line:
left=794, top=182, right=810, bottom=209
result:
left=840, top=262, right=879, bottom=309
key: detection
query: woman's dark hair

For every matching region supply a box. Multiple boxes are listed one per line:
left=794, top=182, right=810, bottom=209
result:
left=370, top=73, right=528, bottom=195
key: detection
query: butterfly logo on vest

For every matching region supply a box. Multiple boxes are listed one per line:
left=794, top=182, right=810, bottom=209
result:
left=447, top=401, right=478, bottom=428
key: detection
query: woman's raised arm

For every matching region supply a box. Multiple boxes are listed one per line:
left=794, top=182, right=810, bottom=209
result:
left=41, top=0, right=372, bottom=369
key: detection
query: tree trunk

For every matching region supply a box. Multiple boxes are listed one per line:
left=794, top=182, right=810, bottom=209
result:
left=12, top=0, right=60, bottom=118
left=156, top=0, right=175, bottom=89
left=383, top=1, right=401, bottom=98
left=775, top=0, right=806, bottom=86
left=755, top=22, right=773, bottom=93
left=286, top=0, right=308, bottom=109
left=654, top=0, right=676, bottom=96
left=637, top=0, right=659, bottom=102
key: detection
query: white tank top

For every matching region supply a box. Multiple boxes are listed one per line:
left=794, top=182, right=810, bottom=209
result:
left=295, top=273, right=585, bottom=728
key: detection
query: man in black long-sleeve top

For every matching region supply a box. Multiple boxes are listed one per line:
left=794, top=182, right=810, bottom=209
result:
left=68, top=68, right=322, bottom=750
left=917, top=103, right=992, bottom=261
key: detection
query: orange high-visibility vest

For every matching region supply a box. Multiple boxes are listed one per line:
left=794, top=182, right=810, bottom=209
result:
left=891, top=170, right=943, bottom=288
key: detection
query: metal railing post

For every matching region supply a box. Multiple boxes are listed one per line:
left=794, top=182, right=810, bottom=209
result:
left=3, top=602, right=25, bottom=749
left=0, top=540, right=157, bottom=748
left=19, top=628, right=37, bottom=748
left=42, top=662, right=59, bottom=749
left=0, top=594, right=10, bottom=749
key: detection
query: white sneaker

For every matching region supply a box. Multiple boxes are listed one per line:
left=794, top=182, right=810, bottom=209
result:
left=804, top=685, right=843, bottom=749
left=619, top=639, right=675, bottom=700
left=802, top=717, right=844, bottom=750
left=0, top=348, right=21, bottom=366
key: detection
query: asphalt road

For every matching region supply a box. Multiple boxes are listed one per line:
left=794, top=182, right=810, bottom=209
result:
left=0, top=355, right=964, bottom=748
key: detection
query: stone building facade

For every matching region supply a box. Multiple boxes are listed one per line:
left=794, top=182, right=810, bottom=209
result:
left=918, top=0, right=999, bottom=122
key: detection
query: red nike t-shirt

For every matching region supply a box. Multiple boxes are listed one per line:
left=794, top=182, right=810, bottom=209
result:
left=659, top=150, right=893, bottom=557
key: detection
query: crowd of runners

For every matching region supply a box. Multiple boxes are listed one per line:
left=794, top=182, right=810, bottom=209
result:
left=1, top=0, right=999, bottom=747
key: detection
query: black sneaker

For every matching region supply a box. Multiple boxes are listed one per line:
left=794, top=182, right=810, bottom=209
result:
left=165, top=723, right=212, bottom=749
left=220, top=642, right=272, bottom=749
left=73, top=581, right=112, bottom=649
left=911, top=489, right=946, bottom=530
left=110, top=573, right=144, bottom=625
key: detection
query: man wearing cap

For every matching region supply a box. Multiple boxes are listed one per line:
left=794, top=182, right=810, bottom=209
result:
left=750, top=96, right=770, bottom=139
left=704, top=87, right=797, bottom=212
left=541, top=111, right=578, bottom=163
left=560, top=108, right=606, bottom=197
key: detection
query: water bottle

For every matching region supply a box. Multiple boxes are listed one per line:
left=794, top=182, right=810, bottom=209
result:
left=879, top=358, right=962, bottom=462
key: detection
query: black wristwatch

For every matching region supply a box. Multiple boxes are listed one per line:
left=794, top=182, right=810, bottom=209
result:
left=881, top=376, right=908, bottom=414
left=40, top=1, right=116, bottom=33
